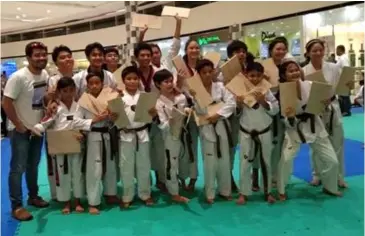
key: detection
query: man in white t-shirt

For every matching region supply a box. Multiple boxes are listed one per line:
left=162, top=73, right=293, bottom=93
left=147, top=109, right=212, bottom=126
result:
left=336, top=45, right=352, bottom=116
left=2, top=41, right=50, bottom=221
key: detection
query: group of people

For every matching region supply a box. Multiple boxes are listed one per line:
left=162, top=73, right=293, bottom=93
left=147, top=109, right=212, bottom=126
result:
left=2, top=16, right=359, bottom=222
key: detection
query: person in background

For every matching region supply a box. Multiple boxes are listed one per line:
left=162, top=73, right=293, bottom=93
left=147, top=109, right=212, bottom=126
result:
left=2, top=41, right=50, bottom=221
left=1, top=72, right=8, bottom=137
left=328, top=53, right=337, bottom=64
left=275, top=36, right=294, bottom=60
left=138, top=15, right=182, bottom=72
left=336, top=45, right=352, bottom=116
left=103, top=47, right=122, bottom=73
left=299, top=52, right=310, bottom=68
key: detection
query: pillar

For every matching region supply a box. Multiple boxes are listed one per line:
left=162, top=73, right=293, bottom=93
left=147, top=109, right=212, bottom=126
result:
left=125, top=1, right=139, bottom=63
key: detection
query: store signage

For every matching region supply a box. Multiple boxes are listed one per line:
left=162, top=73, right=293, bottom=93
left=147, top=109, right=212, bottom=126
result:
left=261, top=31, right=276, bottom=42
left=197, top=35, right=221, bottom=46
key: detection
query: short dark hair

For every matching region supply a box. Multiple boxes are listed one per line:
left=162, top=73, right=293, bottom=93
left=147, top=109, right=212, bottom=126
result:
left=246, top=62, right=264, bottom=74
left=336, top=45, right=345, bottom=52
left=122, top=65, right=139, bottom=80
left=226, top=40, right=248, bottom=58
left=278, top=60, right=301, bottom=83
left=85, top=42, right=105, bottom=58
left=25, top=41, right=48, bottom=57
left=153, top=69, right=173, bottom=89
left=86, top=72, right=103, bottom=83
left=196, top=59, right=214, bottom=74
left=268, top=37, right=288, bottom=57
left=52, top=45, right=72, bottom=63
left=134, top=43, right=152, bottom=58
left=56, top=76, right=76, bottom=91
left=104, top=47, right=119, bottom=56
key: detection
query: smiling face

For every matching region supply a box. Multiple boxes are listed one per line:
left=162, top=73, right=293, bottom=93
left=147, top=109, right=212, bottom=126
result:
left=28, top=48, right=48, bottom=71
left=246, top=70, right=263, bottom=86
left=88, top=48, right=104, bottom=68
left=271, top=42, right=287, bottom=62
left=87, top=76, right=103, bottom=97
left=137, top=49, right=152, bottom=68
left=308, top=43, right=325, bottom=64
left=284, top=63, right=301, bottom=82
left=124, top=72, right=140, bottom=93
left=56, top=50, right=74, bottom=72
left=186, top=40, right=200, bottom=60
left=104, top=51, right=119, bottom=67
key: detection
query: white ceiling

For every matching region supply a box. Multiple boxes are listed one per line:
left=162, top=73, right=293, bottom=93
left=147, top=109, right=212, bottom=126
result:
left=1, top=1, right=129, bottom=34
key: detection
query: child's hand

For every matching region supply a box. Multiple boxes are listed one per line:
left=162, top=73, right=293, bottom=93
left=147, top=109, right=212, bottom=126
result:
left=46, top=100, right=59, bottom=117
left=235, top=95, right=245, bottom=104
left=252, top=91, right=266, bottom=105
left=114, top=88, right=124, bottom=97
left=284, top=107, right=295, bottom=118
left=109, top=112, right=119, bottom=121
left=73, top=132, right=84, bottom=142
left=206, top=113, right=221, bottom=124
left=93, top=110, right=109, bottom=123
left=184, top=107, right=192, bottom=115
left=188, top=88, right=196, bottom=98
left=148, top=107, right=158, bottom=117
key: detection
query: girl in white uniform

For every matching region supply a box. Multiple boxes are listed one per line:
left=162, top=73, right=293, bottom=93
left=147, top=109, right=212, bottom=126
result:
left=302, top=39, right=348, bottom=188
left=236, top=62, right=279, bottom=205
left=78, top=73, right=119, bottom=214
left=276, top=60, right=342, bottom=200
left=192, top=59, right=235, bottom=204
left=119, top=66, right=155, bottom=208
left=34, top=77, right=110, bottom=214
left=175, top=38, right=201, bottom=192
left=153, top=69, right=190, bottom=203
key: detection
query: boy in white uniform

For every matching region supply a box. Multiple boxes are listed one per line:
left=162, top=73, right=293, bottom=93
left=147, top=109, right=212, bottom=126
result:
left=153, top=69, right=190, bottom=203
left=78, top=72, right=119, bottom=214
left=191, top=59, right=236, bottom=204
left=119, top=66, right=155, bottom=208
left=236, top=62, right=279, bottom=205
left=276, top=60, right=342, bottom=200
left=34, top=77, right=111, bottom=214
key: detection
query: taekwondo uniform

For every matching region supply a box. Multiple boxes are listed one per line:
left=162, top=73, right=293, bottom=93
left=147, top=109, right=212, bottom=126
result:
left=238, top=90, right=279, bottom=196
left=119, top=90, right=152, bottom=203
left=303, top=61, right=345, bottom=183
left=276, top=80, right=339, bottom=195
left=193, top=82, right=236, bottom=199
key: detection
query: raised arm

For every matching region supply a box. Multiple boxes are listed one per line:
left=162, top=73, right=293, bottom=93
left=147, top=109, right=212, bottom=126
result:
left=163, top=16, right=183, bottom=71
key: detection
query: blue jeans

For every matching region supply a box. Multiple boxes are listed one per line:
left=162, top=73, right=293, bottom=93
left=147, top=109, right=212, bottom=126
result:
left=9, top=130, right=43, bottom=210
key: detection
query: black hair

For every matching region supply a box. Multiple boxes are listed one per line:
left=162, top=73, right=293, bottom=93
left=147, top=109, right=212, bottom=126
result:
left=85, top=42, right=105, bottom=58
left=122, top=65, right=139, bottom=80
left=51, top=45, right=72, bottom=63
left=150, top=43, right=161, bottom=53
left=25, top=41, right=48, bottom=57
left=305, top=39, right=324, bottom=53
left=226, top=40, right=248, bottom=58
left=246, top=52, right=255, bottom=65
left=336, top=45, right=345, bottom=52
left=134, top=42, right=152, bottom=58
left=56, top=76, right=76, bottom=91
left=196, top=59, right=214, bottom=74
left=182, top=38, right=201, bottom=67
left=86, top=72, right=103, bottom=83
left=360, top=79, right=364, bottom=86
left=153, top=69, right=173, bottom=89
left=104, top=47, right=119, bottom=56
left=278, top=60, right=301, bottom=83
left=268, top=37, right=288, bottom=57
left=246, top=62, right=264, bottom=74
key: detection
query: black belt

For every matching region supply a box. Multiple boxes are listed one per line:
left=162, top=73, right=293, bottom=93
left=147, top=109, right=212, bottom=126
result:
left=45, top=139, right=54, bottom=176
left=63, top=154, right=69, bottom=175
left=240, top=125, right=271, bottom=163
left=165, top=149, right=172, bottom=180
left=120, top=124, right=150, bottom=152
left=180, top=117, right=195, bottom=163
left=328, top=95, right=336, bottom=136
left=295, top=113, right=315, bottom=143
left=32, top=103, right=43, bottom=109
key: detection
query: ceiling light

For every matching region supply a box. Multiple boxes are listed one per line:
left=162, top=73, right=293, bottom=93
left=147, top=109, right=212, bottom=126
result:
left=296, top=32, right=300, bottom=36
left=280, top=32, right=285, bottom=36
left=16, top=15, right=20, bottom=19
left=329, top=10, right=333, bottom=13
left=280, top=22, right=283, bottom=24
left=47, top=10, right=51, bottom=14
left=22, top=14, right=26, bottom=18
left=17, top=7, right=21, bottom=11
left=250, top=34, right=256, bottom=37
left=116, top=9, right=126, bottom=13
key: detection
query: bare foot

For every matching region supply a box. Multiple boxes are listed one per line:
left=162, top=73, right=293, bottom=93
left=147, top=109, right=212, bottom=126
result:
left=206, top=198, right=214, bottom=204
left=218, top=194, right=233, bottom=201
left=75, top=205, right=84, bottom=213
left=236, top=195, right=247, bottom=205
left=172, top=195, right=189, bottom=203
left=62, top=202, right=71, bottom=215
left=144, top=197, right=154, bottom=206
left=104, top=195, right=120, bottom=205
left=338, top=180, right=348, bottom=188
left=266, top=194, right=276, bottom=204
left=279, top=193, right=287, bottom=201
left=89, top=206, right=100, bottom=215
left=323, top=188, right=342, bottom=197
left=310, top=178, right=321, bottom=186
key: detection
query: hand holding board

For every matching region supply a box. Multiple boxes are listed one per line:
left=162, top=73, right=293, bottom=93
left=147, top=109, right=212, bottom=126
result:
left=131, top=13, right=162, bottom=29
left=194, top=102, right=224, bottom=126
left=108, top=97, right=130, bottom=129
left=305, top=81, right=333, bottom=115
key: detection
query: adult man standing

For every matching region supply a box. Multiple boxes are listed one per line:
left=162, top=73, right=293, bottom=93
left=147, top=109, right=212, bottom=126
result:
left=2, top=41, right=50, bottom=221
left=336, top=45, right=352, bottom=116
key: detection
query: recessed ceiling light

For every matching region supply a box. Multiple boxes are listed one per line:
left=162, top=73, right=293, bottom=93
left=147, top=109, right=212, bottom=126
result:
left=47, top=10, right=51, bottom=13
left=22, top=14, right=26, bottom=18
left=17, top=7, right=21, bottom=11
left=280, top=22, right=284, bottom=24
left=16, top=15, right=20, bottom=19
left=329, top=10, right=333, bottom=13
left=280, top=32, right=285, bottom=36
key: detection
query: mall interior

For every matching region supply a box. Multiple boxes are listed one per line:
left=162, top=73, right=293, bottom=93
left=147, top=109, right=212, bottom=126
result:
left=1, top=1, right=364, bottom=236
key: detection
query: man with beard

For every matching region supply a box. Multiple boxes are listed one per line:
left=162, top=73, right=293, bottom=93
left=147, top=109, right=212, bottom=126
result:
left=2, top=41, right=50, bottom=221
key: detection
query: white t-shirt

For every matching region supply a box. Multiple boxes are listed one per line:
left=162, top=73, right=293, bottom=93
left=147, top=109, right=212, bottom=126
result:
left=3, top=67, right=49, bottom=130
